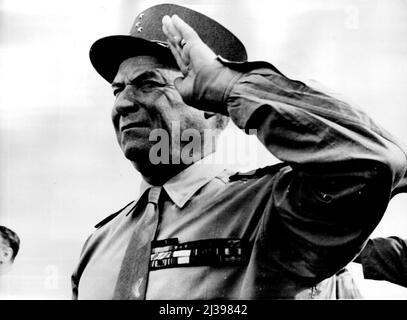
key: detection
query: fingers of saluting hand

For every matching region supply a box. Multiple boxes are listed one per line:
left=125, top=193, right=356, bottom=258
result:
left=162, top=15, right=181, bottom=47
left=161, top=15, right=220, bottom=104
left=162, top=15, right=220, bottom=80
left=162, top=15, right=199, bottom=46
left=171, top=15, right=200, bottom=43
left=162, top=15, right=190, bottom=74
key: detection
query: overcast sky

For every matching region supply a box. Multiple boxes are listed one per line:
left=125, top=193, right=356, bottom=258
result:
left=0, top=0, right=406, bottom=299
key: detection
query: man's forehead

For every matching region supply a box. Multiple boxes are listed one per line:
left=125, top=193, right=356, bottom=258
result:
left=113, top=56, right=177, bottom=83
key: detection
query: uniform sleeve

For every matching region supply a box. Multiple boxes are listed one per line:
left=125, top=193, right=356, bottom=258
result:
left=192, top=57, right=407, bottom=282
left=356, top=237, right=407, bottom=287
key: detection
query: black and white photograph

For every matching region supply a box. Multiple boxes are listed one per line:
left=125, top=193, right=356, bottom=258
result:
left=0, top=0, right=406, bottom=303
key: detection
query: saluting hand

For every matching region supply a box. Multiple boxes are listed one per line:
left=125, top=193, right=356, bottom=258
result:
left=162, top=14, right=221, bottom=105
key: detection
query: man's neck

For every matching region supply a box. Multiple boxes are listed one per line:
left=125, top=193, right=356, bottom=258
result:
left=137, top=150, right=215, bottom=186
left=141, top=163, right=191, bottom=186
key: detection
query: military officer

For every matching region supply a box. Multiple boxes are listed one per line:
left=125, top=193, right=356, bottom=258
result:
left=71, top=4, right=407, bottom=299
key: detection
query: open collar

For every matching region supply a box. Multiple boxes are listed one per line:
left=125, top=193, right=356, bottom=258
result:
left=139, top=153, right=227, bottom=209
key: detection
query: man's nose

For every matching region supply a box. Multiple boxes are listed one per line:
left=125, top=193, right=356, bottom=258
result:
left=113, top=86, right=140, bottom=115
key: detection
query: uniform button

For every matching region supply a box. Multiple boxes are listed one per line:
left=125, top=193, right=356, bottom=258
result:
left=320, top=192, right=332, bottom=203
left=133, top=277, right=143, bottom=298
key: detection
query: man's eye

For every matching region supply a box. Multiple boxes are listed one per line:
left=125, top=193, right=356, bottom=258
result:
left=112, top=81, right=165, bottom=97
left=138, top=80, right=165, bottom=88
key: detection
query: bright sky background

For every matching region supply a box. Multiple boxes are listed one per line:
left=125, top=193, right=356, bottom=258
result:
left=0, top=0, right=406, bottom=299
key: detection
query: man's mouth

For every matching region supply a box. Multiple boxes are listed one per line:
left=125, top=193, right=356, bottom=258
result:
left=120, top=122, right=149, bottom=132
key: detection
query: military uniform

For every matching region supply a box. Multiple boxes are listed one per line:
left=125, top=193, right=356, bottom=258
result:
left=72, top=52, right=406, bottom=299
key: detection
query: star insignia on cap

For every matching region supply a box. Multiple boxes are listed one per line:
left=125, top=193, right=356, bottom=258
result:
left=139, top=13, right=144, bottom=19
left=135, top=22, right=141, bottom=27
left=137, top=27, right=143, bottom=33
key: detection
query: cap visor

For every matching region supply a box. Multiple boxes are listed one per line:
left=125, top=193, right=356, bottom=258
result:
left=90, top=35, right=176, bottom=83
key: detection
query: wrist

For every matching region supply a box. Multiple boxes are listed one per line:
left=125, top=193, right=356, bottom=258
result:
left=192, top=56, right=242, bottom=115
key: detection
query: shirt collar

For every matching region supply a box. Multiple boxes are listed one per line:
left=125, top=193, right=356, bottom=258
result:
left=139, top=153, right=227, bottom=208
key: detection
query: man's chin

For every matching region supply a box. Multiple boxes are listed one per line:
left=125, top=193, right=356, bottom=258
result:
left=122, top=145, right=150, bottom=163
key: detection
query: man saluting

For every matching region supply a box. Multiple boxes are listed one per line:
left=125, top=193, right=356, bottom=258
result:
left=71, top=4, right=407, bottom=299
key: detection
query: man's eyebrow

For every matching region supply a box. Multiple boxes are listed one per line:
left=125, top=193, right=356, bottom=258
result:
left=111, top=69, right=168, bottom=89
left=111, top=81, right=123, bottom=88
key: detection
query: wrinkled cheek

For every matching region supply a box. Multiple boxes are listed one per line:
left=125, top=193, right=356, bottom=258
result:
left=111, top=118, right=122, bottom=146
left=160, top=87, right=185, bottom=108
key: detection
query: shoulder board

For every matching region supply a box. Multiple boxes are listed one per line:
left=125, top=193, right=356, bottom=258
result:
left=229, top=162, right=289, bottom=182
left=94, top=201, right=135, bottom=229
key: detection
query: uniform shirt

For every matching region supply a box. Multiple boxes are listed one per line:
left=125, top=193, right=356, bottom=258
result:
left=72, top=57, right=407, bottom=299
left=334, top=268, right=363, bottom=299
left=355, top=237, right=407, bottom=287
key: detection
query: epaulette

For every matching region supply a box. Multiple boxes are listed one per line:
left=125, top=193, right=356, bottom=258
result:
left=229, top=162, right=289, bottom=182
left=94, top=201, right=135, bottom=229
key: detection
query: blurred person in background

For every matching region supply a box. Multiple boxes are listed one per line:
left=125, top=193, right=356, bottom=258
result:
left=336, top=183, right=407, bottom=298
left=355, top=236, right=407, bottom=288
left=0, top=225, right=20, bottom=276
left=354, top=186, right=407, bottom=289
